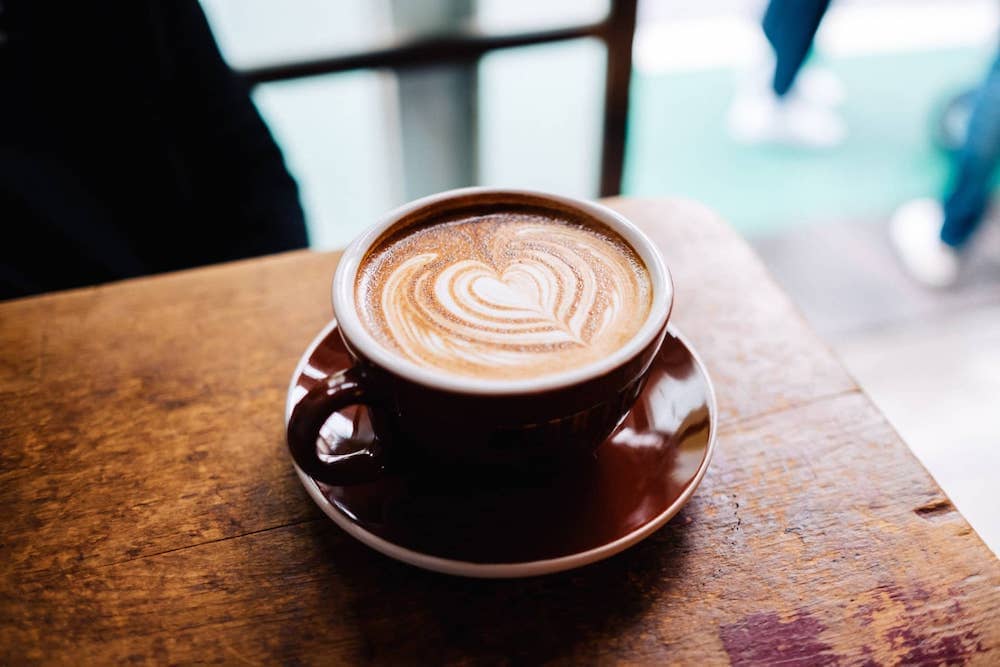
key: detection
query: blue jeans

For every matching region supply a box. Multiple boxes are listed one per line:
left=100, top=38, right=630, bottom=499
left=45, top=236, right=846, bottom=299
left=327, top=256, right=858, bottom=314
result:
left=762, top=0, right=831, bottom=97
left=940, top=53, right=1000, bottom=248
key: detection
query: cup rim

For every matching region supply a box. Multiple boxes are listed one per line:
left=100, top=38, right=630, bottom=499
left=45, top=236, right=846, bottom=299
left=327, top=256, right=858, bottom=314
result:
left=332, top=187, right=673, bottom=396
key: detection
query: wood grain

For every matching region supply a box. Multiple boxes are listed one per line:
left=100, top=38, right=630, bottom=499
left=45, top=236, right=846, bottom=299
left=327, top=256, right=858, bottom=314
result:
left=1, top=198, right=997, bottom=664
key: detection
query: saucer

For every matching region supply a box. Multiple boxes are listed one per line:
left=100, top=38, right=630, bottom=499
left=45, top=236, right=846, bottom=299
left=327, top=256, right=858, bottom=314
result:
left=285, top=321, right=717, bottom=578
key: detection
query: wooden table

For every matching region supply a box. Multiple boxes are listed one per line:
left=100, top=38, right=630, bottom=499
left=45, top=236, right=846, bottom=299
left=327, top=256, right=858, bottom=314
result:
left=2, top=199, right=997, bottom=664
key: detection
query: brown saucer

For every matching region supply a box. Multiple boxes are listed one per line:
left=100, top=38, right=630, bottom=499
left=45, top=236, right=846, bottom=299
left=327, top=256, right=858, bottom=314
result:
left=285, top=321, right=717, bottom=578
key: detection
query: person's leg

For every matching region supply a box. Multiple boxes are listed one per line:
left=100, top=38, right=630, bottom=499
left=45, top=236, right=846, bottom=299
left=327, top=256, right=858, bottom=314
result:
left=728, top=0, right=842, bottom=147
left=889, top=53, right=1000, bottom=287
left=762, top=0, right=832, bottom=97
left=940, top=53, right=1000, bottom=248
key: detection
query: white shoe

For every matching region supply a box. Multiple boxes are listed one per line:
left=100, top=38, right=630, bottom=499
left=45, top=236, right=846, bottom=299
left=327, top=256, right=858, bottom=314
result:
left=727, top=89, right=847, bottom=148
left=796, top=66, right=847, bottom=108
left=889, top=199, right=960, bottom=288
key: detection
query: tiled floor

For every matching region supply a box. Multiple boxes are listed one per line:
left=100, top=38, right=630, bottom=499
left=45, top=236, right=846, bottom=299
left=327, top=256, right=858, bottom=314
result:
left=754, top=214, right=1000, bottom=556
left=752, top=211, right=1000, bottom=336
left=835, top=305, right=1000, bottom=556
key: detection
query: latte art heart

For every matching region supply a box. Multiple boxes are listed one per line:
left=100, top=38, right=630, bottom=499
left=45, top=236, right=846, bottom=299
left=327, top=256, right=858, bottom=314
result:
left=356, top=212, right=653, bottom=380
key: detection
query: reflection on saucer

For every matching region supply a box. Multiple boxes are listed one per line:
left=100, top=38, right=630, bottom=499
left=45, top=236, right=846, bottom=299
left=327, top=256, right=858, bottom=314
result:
left=287, top=321, right=717, bottom=578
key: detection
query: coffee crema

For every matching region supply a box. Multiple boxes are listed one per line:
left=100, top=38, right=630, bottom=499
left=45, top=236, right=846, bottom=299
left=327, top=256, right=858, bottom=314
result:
left=355, top=209, right=653, bottom=380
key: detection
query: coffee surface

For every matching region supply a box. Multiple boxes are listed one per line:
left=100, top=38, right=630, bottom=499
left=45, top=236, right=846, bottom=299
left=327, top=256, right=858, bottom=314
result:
left=355, top=210, right=653, bottom=381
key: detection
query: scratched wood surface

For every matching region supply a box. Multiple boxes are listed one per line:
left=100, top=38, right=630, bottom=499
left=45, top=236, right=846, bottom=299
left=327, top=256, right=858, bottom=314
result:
left=1, top=198, right=997, bottom=665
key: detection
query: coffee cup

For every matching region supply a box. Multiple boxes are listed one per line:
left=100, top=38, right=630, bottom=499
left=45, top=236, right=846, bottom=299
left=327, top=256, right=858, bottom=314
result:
left=287, top=188, right=673, bottom=485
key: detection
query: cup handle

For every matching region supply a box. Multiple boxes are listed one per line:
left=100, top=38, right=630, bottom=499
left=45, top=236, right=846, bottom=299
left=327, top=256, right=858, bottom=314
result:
left=287, top=367, right=387, bottom=485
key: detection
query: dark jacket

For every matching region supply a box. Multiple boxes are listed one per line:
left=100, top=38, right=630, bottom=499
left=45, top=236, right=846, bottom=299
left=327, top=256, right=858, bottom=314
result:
left=0, top=0, right=308, bottom=299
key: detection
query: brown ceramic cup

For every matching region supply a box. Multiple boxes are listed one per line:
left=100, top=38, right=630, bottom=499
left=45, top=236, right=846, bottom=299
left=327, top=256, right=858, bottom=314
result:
left=287, top=188, right=673, bottom=485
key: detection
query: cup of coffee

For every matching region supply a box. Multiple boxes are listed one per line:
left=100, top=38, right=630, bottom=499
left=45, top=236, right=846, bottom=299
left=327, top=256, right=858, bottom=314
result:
left=287, top=188, right=673, bottom=485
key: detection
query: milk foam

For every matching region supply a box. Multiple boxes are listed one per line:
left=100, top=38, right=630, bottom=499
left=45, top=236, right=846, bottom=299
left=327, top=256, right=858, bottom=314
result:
left=356, top=212, right=652, bottom=380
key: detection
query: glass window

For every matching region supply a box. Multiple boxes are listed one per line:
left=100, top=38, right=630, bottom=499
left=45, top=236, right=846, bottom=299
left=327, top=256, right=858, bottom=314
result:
left=252, top=72, right=402, bottom=250
left=479, top=39, right=605, bottom=198
left=201, top=0, right=609, bottom=69
left=203, top=1, right=611, bottom=248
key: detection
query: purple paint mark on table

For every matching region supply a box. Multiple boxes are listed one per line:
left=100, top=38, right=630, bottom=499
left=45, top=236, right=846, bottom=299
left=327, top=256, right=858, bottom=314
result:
left=887, top=627, right=986, bottom=666
left=719, top=610, right=840, bottom=667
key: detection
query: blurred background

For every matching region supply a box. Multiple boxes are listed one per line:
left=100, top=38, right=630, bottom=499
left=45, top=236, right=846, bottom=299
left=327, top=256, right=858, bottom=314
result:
left=198, top=0, right=999, bottom=552
left=201, top=0, right=996, bottom=248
